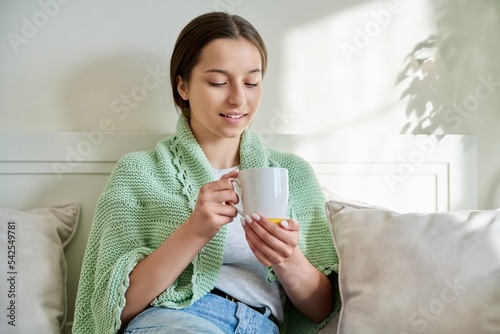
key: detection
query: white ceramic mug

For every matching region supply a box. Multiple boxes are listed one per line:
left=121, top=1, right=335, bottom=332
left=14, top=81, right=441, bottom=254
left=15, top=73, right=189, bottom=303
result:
left=230, top=167, right=289, bottom=223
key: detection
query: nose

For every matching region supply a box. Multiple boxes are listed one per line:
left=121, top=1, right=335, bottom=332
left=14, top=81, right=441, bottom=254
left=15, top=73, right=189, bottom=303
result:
left=227, top=84, right=246, bottom=107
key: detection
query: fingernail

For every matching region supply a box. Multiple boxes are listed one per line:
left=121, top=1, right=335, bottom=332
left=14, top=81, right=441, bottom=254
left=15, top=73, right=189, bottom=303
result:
left=280, top=220, right=289, bottom=228
left=245, top=214, right=252, bottom=224
left=240, top=217, right=246, bottom=226
left=251, top=213, right=261, bottom=221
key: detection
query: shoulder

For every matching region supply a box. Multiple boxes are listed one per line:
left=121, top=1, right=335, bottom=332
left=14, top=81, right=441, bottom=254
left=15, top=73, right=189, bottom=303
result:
left=107, top=136, right=176, bottom=188
left=115, top=150, right=155, bottom=169
left=114, top=136, right=174, bottom=171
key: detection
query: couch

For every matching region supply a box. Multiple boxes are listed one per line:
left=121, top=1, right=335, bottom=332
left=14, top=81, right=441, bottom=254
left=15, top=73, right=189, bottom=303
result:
left=3, top=132, right=497, bottom=333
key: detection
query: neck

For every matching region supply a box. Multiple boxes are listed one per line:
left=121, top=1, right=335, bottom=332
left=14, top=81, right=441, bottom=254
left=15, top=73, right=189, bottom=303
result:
left=199, top=138, right=240, bottom=169
left=188, top=117, right=242, bottom=169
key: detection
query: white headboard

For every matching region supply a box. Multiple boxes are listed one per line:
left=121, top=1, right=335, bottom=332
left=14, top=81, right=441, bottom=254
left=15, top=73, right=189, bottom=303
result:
left=0, top=132, right=477, bottom=329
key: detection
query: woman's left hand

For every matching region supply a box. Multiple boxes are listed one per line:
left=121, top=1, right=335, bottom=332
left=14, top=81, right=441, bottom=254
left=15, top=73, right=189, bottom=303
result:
left=241, top=214, right=299, bottom=267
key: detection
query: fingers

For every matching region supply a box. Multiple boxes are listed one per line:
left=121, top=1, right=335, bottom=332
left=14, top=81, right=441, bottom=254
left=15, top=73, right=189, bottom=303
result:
left=199, top=188, right=238, bottom=206
left=220, top=169, right=239, bottom=180
left=191, top=177, right=240, bottom=229
left=243, top=214, right=298, bottom=236
left=198, top=179, right=239, bottom=205
left=188, top=172, right=241, bottom=239
left=219, top=170, right=240, bottom=205
left=246, top=237, right=274, bottom=266
left=242, top=215, right=299, bottom=265
left=276, top=218, right=296, bottom=230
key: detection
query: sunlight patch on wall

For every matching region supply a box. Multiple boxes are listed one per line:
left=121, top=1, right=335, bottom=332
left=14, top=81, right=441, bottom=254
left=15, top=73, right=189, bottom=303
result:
left=280, top=0, right=435, bottom=134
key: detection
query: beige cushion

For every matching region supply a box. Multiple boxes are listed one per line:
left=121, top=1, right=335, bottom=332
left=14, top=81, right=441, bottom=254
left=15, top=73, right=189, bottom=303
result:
left=0, top=203, right=80, bottom=334
left=326, top=200, right=500, bottom=334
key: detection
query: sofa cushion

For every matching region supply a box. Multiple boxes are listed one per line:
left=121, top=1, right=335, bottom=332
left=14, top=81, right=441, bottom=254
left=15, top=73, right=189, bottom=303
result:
left=0, top=203, right=80, bottom=334
left=326, top=200, right=500, bottom=334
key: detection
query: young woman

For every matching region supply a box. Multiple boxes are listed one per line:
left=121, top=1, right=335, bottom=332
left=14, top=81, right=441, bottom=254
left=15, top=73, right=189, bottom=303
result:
left=73, top=12, right=339, bottom=334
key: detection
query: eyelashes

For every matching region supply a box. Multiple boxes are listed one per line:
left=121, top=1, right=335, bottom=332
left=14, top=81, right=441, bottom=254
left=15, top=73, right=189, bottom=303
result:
left=208, top=82, right=259, bottom=88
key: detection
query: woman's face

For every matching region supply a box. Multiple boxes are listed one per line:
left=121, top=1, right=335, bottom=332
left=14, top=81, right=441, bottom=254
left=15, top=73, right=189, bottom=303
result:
left=177, top=38, right=263, bottom=143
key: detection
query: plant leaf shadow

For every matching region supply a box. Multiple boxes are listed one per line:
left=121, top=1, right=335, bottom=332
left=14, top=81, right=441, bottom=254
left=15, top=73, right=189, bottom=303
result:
left=396, top=0, right=500, bottom=138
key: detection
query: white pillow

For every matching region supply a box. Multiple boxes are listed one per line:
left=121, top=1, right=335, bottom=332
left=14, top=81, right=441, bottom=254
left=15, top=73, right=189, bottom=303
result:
left=326, top=200, right=500, bottom=334
left=0, top=203, right=80, bottom=334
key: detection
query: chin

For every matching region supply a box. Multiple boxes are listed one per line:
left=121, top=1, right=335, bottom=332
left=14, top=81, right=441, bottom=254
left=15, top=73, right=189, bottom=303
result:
left=223, top=131, right=245, bottom=139
left=219, top=125, right=246, bottom=137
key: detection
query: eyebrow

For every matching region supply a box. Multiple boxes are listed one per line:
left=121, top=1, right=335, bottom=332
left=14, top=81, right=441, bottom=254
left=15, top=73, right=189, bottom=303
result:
left=204, top=68, right=261, bottom=75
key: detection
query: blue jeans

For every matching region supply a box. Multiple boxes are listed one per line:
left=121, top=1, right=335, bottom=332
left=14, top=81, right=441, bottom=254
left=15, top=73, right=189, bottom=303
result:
left=124, top=293, right=280, bottom=334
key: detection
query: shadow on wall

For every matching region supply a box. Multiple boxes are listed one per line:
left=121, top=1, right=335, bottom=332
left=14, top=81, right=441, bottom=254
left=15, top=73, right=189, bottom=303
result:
left=397, top=0, right=500, bottom=135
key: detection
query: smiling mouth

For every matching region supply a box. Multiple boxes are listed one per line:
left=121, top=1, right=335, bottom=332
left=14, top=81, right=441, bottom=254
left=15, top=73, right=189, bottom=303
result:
left=219, top=113, right=247, bottom=119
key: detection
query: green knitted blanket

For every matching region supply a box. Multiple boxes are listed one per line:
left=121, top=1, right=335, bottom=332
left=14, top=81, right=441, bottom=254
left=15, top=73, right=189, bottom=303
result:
left=73, top=115, right=339, bottom=334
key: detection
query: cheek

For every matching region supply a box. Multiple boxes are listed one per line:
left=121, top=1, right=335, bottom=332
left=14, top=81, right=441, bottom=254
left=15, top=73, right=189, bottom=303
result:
left=190, top=87, right=220, bottom=108
left=205, top=86, right=228, bottom=100
left=247, top=89, right=262, bottom=107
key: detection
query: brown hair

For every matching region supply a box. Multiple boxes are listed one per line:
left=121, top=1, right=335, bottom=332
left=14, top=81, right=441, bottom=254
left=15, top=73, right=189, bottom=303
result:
left=169, top=12, right=268, bottom=118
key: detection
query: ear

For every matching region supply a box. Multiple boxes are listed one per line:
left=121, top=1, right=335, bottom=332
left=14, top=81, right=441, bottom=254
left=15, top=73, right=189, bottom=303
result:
left=176, top=75, right=189, bottom=101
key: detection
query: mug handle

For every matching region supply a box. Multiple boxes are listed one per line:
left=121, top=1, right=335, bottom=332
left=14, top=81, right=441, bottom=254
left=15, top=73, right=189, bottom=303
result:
left=228, top=178, right=244, bottom=217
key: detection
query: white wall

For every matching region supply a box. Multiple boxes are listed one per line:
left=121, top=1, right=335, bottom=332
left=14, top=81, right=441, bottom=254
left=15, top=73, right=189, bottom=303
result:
left=1, top=0, right=499, bottom=209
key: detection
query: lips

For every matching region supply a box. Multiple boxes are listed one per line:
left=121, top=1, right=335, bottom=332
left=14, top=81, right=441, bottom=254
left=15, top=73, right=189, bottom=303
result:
left=219, top=113, right=247, bottom=119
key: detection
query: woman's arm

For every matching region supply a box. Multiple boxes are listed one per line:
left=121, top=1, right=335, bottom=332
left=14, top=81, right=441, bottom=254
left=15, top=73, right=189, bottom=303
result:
left=242, top=215, right=334, bottom=322
left=120, top=170, right=240, bottom=325
left=271, top=243, right=334, bottom=322
left=120, top=220, right=210, bottom=324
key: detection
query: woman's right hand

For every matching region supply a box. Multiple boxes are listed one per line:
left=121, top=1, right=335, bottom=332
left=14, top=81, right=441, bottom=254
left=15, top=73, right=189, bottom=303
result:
left=186, top=169, right=240, bottom=239
left=121, top=169, right=240, bottom=324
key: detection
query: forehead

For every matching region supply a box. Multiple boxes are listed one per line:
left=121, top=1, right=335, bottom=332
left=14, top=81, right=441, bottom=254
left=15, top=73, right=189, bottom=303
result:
left=195, top=38, right=262, bottom=73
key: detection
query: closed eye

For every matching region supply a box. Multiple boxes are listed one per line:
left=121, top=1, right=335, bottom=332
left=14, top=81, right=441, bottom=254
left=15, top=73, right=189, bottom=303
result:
left=209, top=82, right=226, bottom=87
left=245, top=83, right=259, bottom=88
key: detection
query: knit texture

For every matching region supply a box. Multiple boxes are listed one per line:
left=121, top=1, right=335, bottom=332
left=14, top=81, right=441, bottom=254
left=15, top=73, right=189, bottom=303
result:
left=73, top=115, right=339, bottom=334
